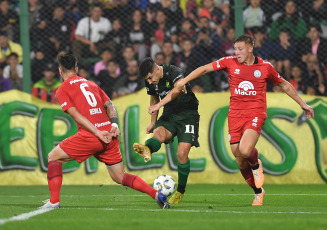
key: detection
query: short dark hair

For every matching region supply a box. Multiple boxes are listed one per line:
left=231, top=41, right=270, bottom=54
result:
left=139, top=57, right=155, bottom=78
left=57, top=53, right=77, bottom=72
left=234, top=34, right=254, bottom=47
left=309, top=23, right=322, bottom=33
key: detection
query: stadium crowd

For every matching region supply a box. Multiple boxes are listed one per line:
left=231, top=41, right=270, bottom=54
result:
left=0, top=0, right=327, bottom=103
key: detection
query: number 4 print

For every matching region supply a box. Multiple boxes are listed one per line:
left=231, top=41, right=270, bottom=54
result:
left=185, top=124, right=194, bottom=134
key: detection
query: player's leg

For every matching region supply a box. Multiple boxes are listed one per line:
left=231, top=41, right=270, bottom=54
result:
left=240, top=126, right=265, bottom=189
left=40, top=145, right=73, bottom=209
left=169, top=110, right=199, bottom=204
left=133, top=126, right=173, bottom=162
left=106, top=162, right=170, bottom=209
left=169, top=142, right=191, bottom=204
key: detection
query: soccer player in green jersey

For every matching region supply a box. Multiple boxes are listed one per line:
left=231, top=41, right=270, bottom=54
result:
left=134, top=57, right=200, bottom=204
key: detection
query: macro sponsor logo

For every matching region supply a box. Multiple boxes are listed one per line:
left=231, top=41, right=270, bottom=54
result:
left=234, top=81, right=257, bottom=95
left=69, top=79, right=87, bottom=85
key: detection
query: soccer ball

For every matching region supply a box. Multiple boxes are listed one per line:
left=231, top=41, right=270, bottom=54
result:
left=153, top=174, right=176, bottom=197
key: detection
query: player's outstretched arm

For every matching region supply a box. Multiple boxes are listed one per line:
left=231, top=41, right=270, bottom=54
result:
left=104, top=100, right=121, bottom=137
left=278, top=80, right=315, bottom=119
left=147, top=95, right=160, bottom=133
left=67, top=107, right=112, bottom=143
left=176, top=63, right=215, bottom=91
left=148, top=79, right=185, bottom=115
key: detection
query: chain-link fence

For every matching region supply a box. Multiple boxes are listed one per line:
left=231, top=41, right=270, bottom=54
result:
left=1, top=0, right=327, bottom=103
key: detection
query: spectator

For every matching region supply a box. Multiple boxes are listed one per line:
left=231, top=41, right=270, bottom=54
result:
left=160, top=0, right=183, bottom=28
left=220, top=26, right=235, bottom=57
left=289, top=65, right=305, bottom=94
left=261, top=0, right=284, bottom=27
left=93, top=48, right=116, bottom=76
left=117, top=86, right=132, bottom=97
left=161, top=40, right=179, bottom=65
left=116, top=0, right=134, bottom=27
left=308, top=0, right=327, bottom=29
left=113, top=59, right=144, bottom=96
left=0, top=31, right=22, bottom=64
left=0, top=64, right=12, bottom=92
left=149, top=9, right=177, bottom=46
left=96, top=59, right=121, bottom=99
left=0, top=0, right=19, bottom=42
left=300, top=24, right=327, bottom=66
left=104, top=18, right=128, bottom=56
left=28, top=0, right=52, bottom=51
left=198, top=0, right=227, bottom=29
left=126, top=9, right=150, bottom=61
left=72, top=4, right=112, bottom=64
left=179, top=0, right=201, bottom=19
left=32, top=63, right=61, bottom=104
left=176, top=38, right=203, bottom=75
left=3, top=52, right=23, bottom=90
left=47, top=4, right=75, bottom=59
left=252, top=26, right=272, bottom=60
left=31, top=49, right=50, bottom=84
left=195, top=16, right=215, bottom=62
left=302, top=54, right=325, bottom=91
left=178, top=18, right=196, bottom=44
left=271, top=28, right=296, bottom=79
left=154, top=52, right=166, bottom=65
left=269, top=0, right=307, bottom=41
left=62, top=0, right=87, bottom=24
left=78, top=65, right=94, bottom=81
left=243, top=0, right=266, bottom=32
left=119, top=45, right=136, bottom=75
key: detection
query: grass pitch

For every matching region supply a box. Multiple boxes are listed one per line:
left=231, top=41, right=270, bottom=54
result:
left=0, top=184, right=326, bottom=230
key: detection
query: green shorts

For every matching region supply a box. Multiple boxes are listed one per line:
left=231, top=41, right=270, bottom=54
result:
left=154, top=110, right=200, bottom=147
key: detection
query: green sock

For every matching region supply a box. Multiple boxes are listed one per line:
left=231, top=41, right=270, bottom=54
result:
left=177, top=160, right=190, bottom=193
left=145, top=137, right=161, bottom=153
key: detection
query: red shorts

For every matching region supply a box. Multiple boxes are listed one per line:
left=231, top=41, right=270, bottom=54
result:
left=228, top=116, right=265, bottom=144
left=60, top=131, right=122, bottom=165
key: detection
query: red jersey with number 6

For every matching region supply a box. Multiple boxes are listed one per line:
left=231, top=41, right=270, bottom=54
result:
left=56, top=76, right=112, bottom=133
left=211, top=56, right=284, bottom=119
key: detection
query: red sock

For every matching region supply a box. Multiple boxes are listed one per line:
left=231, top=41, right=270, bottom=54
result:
left=47, top=161, right=63, bottom=204
left=240, top=166, right=255, bottom=187
left=247, top=148, right=258, bottom=167
left=122, top=173, right=157, bottom=199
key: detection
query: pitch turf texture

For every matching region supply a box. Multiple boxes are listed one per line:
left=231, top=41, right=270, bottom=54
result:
left=0, top=185, right=326, bottom=230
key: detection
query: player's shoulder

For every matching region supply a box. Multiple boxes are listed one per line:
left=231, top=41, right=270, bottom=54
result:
left=258, top=57, right=274, bottom=68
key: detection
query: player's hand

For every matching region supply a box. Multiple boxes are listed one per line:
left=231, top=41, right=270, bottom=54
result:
left=96, top=130, right=112, bottom=144
left=146, top=123, right=155, bottom=134
left=148, top=104, right=160, bottom=115
left=176, top=80, right=187, bottom=94
left=109, top=126, right=121, bottom=138
left=302, top=104, right=314, bottom=119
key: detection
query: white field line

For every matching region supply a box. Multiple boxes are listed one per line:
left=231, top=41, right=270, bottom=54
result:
left=1, top=193, right=326, bottom=198
left=67, top=207, right=327, bottom=215
left=0, top=209, right=53, bottom=226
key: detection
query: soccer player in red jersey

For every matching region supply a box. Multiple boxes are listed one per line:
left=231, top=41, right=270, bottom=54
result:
left=148, top=34, right=314, bottom=206
left=39, top=53, right=170, bottom=209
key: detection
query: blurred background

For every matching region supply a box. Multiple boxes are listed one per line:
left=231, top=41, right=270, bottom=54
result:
left=0, top=0, right=326, bottom=185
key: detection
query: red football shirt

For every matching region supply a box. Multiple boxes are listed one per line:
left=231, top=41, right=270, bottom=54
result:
left=212, top=56, right=284, bottom=119
left=56, top=76, right=112, bottom=133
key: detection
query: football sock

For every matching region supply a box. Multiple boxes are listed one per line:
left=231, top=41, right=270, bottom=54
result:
left=145, top=137, right=161, bottom=153
left=177, top=184, right=186, bottom=194
left=177, top=160, right=190, bottom=194
left=248, top=148, right=258, bottom=167
left=253, top=187, right=262, bottom=194
left=240, top=166, right=255, bottom=188
left=122, top=173, right=157, bottom=199
left=47, top=161, right=63, bottom=204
